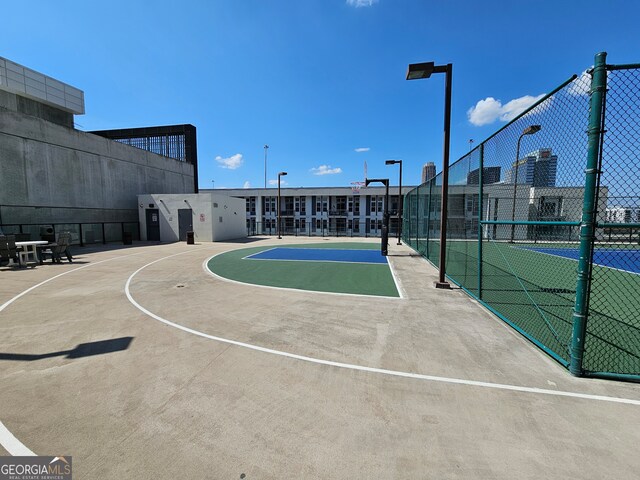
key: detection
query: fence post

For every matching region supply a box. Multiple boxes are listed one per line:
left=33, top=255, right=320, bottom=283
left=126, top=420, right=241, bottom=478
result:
left=426, top=180, right=432, bottom=258
left=569, top=52, right=608, bottom=376
left=477, top=144, right=484, bottom=300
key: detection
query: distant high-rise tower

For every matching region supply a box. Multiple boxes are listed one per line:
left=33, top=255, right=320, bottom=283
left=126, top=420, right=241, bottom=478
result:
left=505, top=148, right=558, bottom=187
left=422, top=162, right=436, bottom=183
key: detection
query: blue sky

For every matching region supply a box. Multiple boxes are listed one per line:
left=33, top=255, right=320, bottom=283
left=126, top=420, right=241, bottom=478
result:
left=2, top=0, right=639, bottom=189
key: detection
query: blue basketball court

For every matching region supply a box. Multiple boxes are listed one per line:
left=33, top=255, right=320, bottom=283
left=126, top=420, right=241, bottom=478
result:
left=522, top=246, right=640, bottom=274
left=244, top=247, right=388, bottom=264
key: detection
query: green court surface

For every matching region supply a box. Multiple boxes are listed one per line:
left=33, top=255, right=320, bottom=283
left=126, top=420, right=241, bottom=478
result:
left=432, top=238, right=640, bottom=374
left=207, top=242, right=400, bottom=298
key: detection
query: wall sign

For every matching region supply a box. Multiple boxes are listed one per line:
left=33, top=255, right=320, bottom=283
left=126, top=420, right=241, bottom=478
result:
left=200, top=213, right=205, bottom=222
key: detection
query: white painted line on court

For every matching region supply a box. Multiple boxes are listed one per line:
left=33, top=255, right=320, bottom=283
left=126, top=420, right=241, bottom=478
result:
left=514, top=245, right=640, bottom=276
left=0, top=253, right=143, bottom=314
left=127, top=253, right=640, bottom=407
left=243, top=247, right=388, bottom=265
left=203, top=252, right=401, bottom=300
left=241, top=247, right=277, bottom=260
left=0, top=421, right=36, bottom=456
left=386, top=257, right=405, bottom=299
left=0, top=246, right=215, bottom=457
left=244, top=257, right=388, bottom=265
left=0, top=250, right=165, bottom=457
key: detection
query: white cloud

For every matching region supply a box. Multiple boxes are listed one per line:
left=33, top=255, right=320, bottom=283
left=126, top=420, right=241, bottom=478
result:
left=269, top=179, right=288, bottom=186
left=354, top=147, right=370, bottom=153
left=311, top=165, right=343, bottom=176
left=243, top=181, right=251, bottom=189
left=346, top=0, right=378, bottom=7
left=215, top=153, right=243, bottom=170
left=467, top=94, right=546, bottom=126
left=566, top=70, right=594, bottom=96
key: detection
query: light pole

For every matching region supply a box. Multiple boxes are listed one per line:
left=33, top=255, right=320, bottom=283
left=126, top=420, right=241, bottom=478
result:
left=406, top=61, right=453, bottom=288
left=365, top=178, right=390, bottom=256
left=510, top=125, right=541, bottom=243
left=264, top=145, right=269, bottom=189
left=385, top=160, right=403, bottom=245
left=277, top=171, right=287, bottom=239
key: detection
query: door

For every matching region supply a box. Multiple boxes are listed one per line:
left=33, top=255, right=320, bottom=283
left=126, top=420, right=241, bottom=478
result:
left=178, top=209, right=193, bottom=241
left=146, top=209, right=160, bottom=241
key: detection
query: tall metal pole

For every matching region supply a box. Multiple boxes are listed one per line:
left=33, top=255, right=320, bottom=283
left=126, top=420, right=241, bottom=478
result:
left=365, top=178, right=390, bottom=255
left=264, top=145, right=269, bottom=189
left=386, top=160, right=403, bottom=245
left=570, top=52, right=608, bottom=377
left=477, top=143, right=484, bottom=300
left=397, top=161, right=403, bottom=245
left=435, top=64, right=453, bottom=288
left=510, top=133, right=524, bottom=243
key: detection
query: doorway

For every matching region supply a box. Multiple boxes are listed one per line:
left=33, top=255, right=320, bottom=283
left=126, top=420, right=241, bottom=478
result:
left=146, top=209, right=160, bottom=241
left=178, top=209, right=193, bottom=241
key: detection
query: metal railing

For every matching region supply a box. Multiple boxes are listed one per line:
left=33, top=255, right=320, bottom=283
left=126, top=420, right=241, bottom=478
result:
left=0, top=222, right=140, bottom=246
left=246, top=221, right=400, bottom=238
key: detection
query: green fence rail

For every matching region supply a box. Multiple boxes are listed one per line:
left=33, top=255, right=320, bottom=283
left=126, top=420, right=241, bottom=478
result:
left=403, top=52, right=640, bottom=381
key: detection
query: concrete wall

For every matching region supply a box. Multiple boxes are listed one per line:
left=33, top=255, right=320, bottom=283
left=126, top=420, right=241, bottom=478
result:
left=0, top=92, right=195, bottom=226
left=137, top=193, right=246, bottom=242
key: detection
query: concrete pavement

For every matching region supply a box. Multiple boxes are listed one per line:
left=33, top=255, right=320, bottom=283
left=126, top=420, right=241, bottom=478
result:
left=1, top=237, right=639, bottom=479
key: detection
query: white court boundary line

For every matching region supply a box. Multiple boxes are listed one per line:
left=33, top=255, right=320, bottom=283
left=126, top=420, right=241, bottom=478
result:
left=127, top=253, right=640, bottom=407
left=515, top=245, right=640, bottom=276
left=0, top=421, right=35, bottom=456
left=206, top=250, right=402, bottom=299
left=0, top=250, right=163, bottom=457
left=243, top=247, right=389, bottom=265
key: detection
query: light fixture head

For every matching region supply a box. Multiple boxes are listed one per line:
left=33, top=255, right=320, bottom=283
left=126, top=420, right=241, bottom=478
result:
left=406, top=62, right=435, bottom=80
left=385, top=160, right=401, bottom=165
left=278, top=171, right=288, bottom=176
left=523, top=125, right=542, bottom=135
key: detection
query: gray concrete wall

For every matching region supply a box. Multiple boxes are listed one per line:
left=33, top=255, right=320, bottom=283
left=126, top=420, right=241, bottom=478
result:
left=0, top=89, right=74, bottom=128
left=0, top=99, right=194, bottom=226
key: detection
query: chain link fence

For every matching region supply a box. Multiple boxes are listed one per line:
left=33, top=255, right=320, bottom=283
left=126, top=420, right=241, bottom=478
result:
left=403, top=53, right=640, bottom=380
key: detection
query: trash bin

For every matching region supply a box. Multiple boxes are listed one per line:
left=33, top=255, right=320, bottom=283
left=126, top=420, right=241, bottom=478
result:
left=186, top=231, right=195, bottom=245
left=123, top=231, right=133, bottom=245
left=40, top=226, right=55, bottom=243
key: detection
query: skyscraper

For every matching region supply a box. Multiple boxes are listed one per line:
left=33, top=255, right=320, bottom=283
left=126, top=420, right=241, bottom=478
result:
left=422, top=162, right=436, bottom=183
left=505, top=148, right=558, bottom=187
left=467, top=166, right=501, bottom=185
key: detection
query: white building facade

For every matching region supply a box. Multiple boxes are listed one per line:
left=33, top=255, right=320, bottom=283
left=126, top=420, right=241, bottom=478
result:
left=214, top=186, right=414, bottom=237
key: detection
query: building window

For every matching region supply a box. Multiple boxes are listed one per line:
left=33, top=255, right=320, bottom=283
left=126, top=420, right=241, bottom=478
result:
left=354, top=197, right=360, bottom=215
left=353, top=218, right=360, bottom=233
left=300, top=196, right=306, bottom=214
left=371, top=196, right=377, bottom=213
